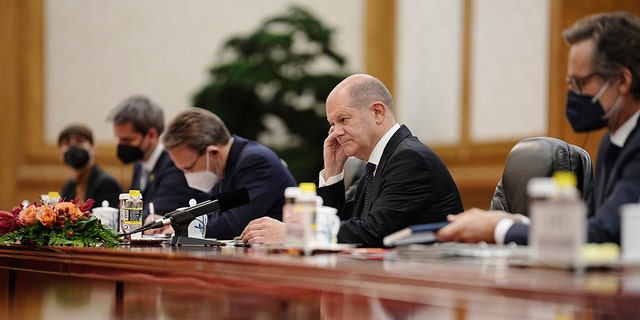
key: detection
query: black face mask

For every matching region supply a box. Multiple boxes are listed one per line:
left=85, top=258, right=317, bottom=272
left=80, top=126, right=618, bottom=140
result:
left=64, top=147, right=90, bottom=169
left=565, top=90, right=607, bottom=132
left=117, top=144, right=144, bottom=164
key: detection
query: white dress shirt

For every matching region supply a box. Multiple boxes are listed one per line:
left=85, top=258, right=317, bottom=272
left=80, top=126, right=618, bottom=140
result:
left=319, top=123, right=401, bottom=186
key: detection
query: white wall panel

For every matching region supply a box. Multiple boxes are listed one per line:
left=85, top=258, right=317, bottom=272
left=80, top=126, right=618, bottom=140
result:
left=45, top=0, right=364, bottom=144
left=396, top=0, right=463, bottom=145
left=470, top=0, right=550, bottom=142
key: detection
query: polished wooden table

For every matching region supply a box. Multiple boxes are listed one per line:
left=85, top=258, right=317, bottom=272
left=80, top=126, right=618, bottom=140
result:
left=1, top=243, right=639, bottom=319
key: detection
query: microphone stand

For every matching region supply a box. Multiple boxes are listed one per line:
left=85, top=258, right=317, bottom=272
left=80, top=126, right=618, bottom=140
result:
left=123, top=187, right=250, bottom=246
left=169, top=216, right=223, bottom=247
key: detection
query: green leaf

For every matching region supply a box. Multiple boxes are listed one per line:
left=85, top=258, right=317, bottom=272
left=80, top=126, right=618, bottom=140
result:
left=193, top=5, right=349, bottom=182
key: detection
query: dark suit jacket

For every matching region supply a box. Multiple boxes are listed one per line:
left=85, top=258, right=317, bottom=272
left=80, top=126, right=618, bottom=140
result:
left=205, top=136, right=296, bottom=239
left=130, top=149, right=209, bottom=220
left=318, top=125, right=464, bottom=247
left=61, top=165, right=122, bottom=210
left=505, top=121, right=640, bottom=245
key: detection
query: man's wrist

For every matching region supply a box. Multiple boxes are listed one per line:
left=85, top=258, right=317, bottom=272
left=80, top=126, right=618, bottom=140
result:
left=319, top=169, right=344, bottom=187
left=494, top=218, right=515, bottom=245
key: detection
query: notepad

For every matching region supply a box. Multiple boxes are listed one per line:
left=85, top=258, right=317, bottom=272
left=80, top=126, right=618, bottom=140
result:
left=383, top=222, right=449, bottom=247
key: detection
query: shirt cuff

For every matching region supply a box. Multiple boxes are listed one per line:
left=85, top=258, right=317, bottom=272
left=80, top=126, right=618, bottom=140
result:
left=514, top=214, right=531, bottom=225
left=494, top=218, right=515, bottom=245
left=318, top=169, right=344, bottom=187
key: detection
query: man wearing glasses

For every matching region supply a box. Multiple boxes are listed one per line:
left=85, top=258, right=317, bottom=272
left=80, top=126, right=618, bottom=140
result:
left=437, top=11, right=640, bottom=245
left=148, top=108, right=296, bottom=240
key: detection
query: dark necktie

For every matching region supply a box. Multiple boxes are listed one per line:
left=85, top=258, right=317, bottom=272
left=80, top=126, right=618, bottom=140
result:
left=604, top=143, right=621, bottom=177
left=363, top=162, right=376, bottom=213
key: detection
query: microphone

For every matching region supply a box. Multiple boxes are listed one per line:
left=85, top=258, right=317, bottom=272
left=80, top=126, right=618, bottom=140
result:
left=171, top=187, right=249, bottom=225
left=121, top=187, right=250, bottom=236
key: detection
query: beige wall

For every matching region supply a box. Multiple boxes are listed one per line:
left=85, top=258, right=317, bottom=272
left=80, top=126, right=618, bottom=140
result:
left=2, top=0, right=640, bottom=211
left=44, top=0, right=365, bottom=145
left=396, top=0, right=550, bottom=145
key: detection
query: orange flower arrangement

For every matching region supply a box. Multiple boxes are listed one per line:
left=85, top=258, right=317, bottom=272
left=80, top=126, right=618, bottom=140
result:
left=0, top=198, right=119, bottom=247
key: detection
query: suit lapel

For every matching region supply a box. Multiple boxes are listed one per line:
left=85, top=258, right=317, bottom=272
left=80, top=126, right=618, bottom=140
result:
left=597, top=122, right=640, bottom=205
left=377, top=125, right=411, bottom=177
left=141, top=151, right=168, bottom=199
left=594, top=136, right=611, bottom=207
left=130, top=162, right=142, bottom=191
left=353, top=176, right=367, bottom=218
left=357, top=125, right=412, bottom=216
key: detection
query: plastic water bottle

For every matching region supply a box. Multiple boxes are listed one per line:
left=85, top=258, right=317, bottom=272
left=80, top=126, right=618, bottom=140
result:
left=123, top=190, right=143, bottom=240
left=528, top=171, right=586, bottom=268
left=118, top=193, right=129, bottom=237
left=283, top=186, right=301, bottom=245
left=296, top=183, right=318, bottom=248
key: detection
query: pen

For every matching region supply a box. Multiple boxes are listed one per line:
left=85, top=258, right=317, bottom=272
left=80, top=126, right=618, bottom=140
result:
left=149, top=202, right=156, bottom=224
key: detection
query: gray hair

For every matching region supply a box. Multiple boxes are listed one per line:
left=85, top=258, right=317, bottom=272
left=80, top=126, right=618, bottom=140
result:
left=108, top=95, right=165, bottom=135
left=345, top=74, right=394, bottom=111
left=563, top=11, right=640, bottom=99
left=163, top=108, right=231, bottom=154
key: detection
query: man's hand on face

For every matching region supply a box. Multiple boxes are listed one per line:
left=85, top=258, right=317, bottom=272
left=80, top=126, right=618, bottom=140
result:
left=323, top=126, right=348, bottom=179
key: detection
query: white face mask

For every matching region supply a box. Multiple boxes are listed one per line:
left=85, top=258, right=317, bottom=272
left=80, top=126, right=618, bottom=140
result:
left=184, top=151, right=219, bottom=193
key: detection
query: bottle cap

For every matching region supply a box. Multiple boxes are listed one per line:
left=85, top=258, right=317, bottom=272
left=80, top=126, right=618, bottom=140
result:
left=527, top=177, right=559, bottom=198
left=299, top=182, right=316, bottom=193
left=284, top=186, right=301, bottom=198
left=129, top=189, right=141, bottom=197
left=48, top=191, right=60, bottom=199
left=553, top=171, right=577, bottom=189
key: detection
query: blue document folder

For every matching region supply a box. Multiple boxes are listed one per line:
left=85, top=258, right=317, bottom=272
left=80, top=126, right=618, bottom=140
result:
left=383, top=222, right=450, bottom=247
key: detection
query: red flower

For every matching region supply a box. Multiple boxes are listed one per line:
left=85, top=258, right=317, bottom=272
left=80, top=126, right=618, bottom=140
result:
left=78, top=199, right=95, bottom=213
left=0, top=211, right=18, bottom=234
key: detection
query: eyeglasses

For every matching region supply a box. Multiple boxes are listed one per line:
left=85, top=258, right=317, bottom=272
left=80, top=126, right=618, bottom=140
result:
left=566, top=72, right=599, bottom=94
left=182, top=153, right=203, bottom=173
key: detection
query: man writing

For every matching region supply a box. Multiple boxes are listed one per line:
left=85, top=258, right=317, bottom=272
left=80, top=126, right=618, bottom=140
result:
left=242, top=74, right=464, bottom=247
left=437, top=11, right=640, bottom=245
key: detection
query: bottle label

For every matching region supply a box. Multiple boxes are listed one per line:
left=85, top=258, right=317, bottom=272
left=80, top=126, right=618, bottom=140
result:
left=123, top=206, right=143, bottom=239
left=123, top=207, right=143, bottom=222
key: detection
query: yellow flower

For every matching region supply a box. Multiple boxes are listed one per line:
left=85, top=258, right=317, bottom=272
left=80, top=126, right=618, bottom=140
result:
left=37, top=206, right=57, bottom=228
left=17, top=205, right=37, bottom=227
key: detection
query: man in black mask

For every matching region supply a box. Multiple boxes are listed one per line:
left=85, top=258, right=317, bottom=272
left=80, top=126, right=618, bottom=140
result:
left=58, top=124, right=122, bottom=209
left=437, top=11, right=640, bottom=246
left=108, top=95, right=209, bottom=220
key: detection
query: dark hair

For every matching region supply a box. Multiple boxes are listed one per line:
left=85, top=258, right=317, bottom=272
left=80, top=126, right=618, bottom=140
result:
left=163, top=108, right=231, bottom=154
left=58, top=124, right=94, bottom=146
left=563, top=11, right=640, bottom=100
left=108, top=95, right=165, bottom=134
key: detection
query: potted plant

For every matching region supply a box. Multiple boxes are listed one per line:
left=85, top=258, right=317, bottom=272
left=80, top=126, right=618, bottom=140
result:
left=193, top=6, right=350, bottom=182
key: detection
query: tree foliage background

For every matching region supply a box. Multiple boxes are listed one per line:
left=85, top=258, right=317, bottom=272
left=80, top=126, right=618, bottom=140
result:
left=193, top=6, right=350, bottom=182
